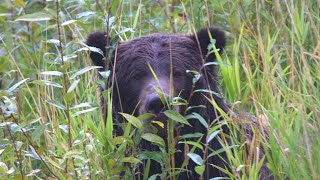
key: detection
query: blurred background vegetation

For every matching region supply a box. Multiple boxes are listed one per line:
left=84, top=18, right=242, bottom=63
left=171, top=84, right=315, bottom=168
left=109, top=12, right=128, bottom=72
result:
left=0, top=0, right=319, bottom=179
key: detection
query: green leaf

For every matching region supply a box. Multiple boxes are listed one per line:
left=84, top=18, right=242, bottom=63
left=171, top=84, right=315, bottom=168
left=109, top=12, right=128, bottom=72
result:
left=209, top=177, right=226, bottom=180
left=105, top=89, right=113, bottom=140
left=0, top=14, right=10, bottom=17
left=207, top=130, right=221, bottom=144
left=112, top=136, right=133, bottom=145
left=194, top=89, right=223, bottom=98
left=7, top=78, right=29, bottom=93
left=178, top=133, right=203, bottom=140
left=0, top=149, right=5, bottom=155
left=45, top=100, right=66, bottom=110
left=75, top=11, right=95, bottom=18
left=87, top=46, right=104, bottom=56
left=39, top=71, right=63, bottom=76
left=63, top=91, right=74, bottom=102
left=185, top=112, right=208, bottom=128
left=187, top=152, right=204, bottom=166
left=147, top=63, right=160, bottom=87
left=195, top=165, right=205, bottom=176
left=61, top=61, right=71, bottom=71
left=46, top=39, right=60, bottom=44
left=138, top=113, right=156, bottom=121
left=186, top=70, right=202, bottom=84
left=31, top=124, right=46, bottom=142
left=0, top=162, right=8, bottom=174
left=208, top=123, right=225, bottom=135
left=14, top=0, right=25, bottom=8
left=192, top=74, right=202, bottom=84
left=236, top=164, right=245, bottom=172
left=257, top=156, right=266, bottom=173
left=152, top=85, right=166, bottom=105
left=186, top=70, right=200, bottom=75
left=130, top=4, right=141, bottom=39
left=25, top=146, right=40, bottom=160
left=72, top=107, right=98, bottom=117
left=141, top=133, right=165, bottom=148
left=137, top=151, right=163, bottom=164
left=98, top=70, right=110, bottom=79
left=171, top=96, right=188, bottom=106
left=26, top=169, right=41, bottom=176
left=58, top=124, right=68, bottom=133
left=149, top=174, right=160, bottom=180
left=61, top=20, right=77, bottom=26
left=32, top=80, right=63, bottom=88
left=11, top=123, right=27, bottom=134
left=164, top=110, right=191, bottom=126
left=67, top=79, right=80, bottom=93
left=203, top=96, right=228, bottom=117
left=119, top=113, right=143, bottom=129
left=45, top=157, right=64, bottom=170
left=208, top=145, right=239, bottom=158
left=120, top=156, right=142, bottom=163
left=0, top=122, right=13, bottom=127
left=70, top=103, right=93, bottom=109
left=178, top=141, right=203, bottom=150
left=145, top=158, right=152, bottom=179
left=203, top=61, right=231, bottom=67
left=15, top=12, right=53, bottom=21
left=55, top=54, right=78, bottom=63
left=70, top=66, right=102, bottom=79
left=117, top=27, right=134, bottom=36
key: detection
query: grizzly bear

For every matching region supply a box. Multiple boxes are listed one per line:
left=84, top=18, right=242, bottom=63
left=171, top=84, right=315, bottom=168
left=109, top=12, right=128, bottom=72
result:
left=86, top=28, right=268, bottom=179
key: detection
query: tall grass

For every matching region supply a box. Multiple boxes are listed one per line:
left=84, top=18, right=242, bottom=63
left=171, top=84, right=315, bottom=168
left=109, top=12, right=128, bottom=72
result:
left=0, top=0, right=319, bottom=179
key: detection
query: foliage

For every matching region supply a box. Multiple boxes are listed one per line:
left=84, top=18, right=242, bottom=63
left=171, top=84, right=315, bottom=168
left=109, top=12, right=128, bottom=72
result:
left=0, top=0, right=319, bottom=179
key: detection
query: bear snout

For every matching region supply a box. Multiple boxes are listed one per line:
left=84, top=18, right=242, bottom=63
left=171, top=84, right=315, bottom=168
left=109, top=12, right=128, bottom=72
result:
left=145, top=95, right=168, bottom=115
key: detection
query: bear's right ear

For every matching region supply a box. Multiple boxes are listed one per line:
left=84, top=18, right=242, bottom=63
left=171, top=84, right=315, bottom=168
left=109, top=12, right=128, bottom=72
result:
left=86, top=32, right=111, bottom=67
left=190, top=27, right=226, bottom=61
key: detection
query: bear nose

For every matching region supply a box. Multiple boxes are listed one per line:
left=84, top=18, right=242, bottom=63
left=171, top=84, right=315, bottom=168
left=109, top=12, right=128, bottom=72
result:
left=146, top=96, right=167, bottom=115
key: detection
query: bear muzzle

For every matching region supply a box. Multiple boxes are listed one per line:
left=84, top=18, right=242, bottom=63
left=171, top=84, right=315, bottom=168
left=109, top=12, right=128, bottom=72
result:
left=145, top=95, right=168, bottom=115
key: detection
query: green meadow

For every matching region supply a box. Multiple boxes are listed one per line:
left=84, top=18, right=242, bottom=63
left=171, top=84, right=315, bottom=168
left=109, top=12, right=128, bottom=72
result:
left=0, top=1, right=319, bottom=179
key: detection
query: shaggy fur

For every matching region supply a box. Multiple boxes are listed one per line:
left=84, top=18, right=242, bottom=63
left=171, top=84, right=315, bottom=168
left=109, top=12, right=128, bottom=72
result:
left=86, top=28, right=268, bottom=179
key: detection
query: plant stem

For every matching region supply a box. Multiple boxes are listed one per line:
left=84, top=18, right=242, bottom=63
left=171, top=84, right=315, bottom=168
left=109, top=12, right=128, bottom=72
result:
left=55, top=0, right=78, bottom=178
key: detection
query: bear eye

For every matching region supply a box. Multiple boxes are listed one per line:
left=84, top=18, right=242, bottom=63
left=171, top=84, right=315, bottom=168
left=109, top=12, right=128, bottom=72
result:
left=133, top=71, right=146, bottom=80
left=173, top=71, right=183, bottom=78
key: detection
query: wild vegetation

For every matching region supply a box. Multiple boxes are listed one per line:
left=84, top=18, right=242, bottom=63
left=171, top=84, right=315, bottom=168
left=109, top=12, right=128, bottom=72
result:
left=0, top=0, right=319, bottom=179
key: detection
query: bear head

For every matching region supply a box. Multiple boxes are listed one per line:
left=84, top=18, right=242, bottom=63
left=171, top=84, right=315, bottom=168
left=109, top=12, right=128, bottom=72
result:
left=86, top=28, right=228, bottom=134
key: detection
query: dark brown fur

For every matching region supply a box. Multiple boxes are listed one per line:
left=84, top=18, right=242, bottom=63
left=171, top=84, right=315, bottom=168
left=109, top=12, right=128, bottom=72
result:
left=86, top=28, right=269, bottom=179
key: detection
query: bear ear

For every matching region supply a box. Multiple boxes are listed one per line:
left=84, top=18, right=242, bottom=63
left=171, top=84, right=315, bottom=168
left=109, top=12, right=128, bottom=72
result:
left=190, top=27, right=226, bottom=61
left=86, top=31, right=111, bottom=67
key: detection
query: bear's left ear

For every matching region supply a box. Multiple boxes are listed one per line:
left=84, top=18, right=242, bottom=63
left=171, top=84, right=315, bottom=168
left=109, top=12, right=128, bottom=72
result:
left=86, top=31, right=111, bottom=68
left=190, top=27, right=226, bottom=61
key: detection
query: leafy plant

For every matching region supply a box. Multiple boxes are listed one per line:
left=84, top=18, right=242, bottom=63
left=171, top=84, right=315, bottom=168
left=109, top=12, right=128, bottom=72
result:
left=0, top=0, right=319, bottom=179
